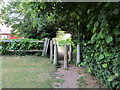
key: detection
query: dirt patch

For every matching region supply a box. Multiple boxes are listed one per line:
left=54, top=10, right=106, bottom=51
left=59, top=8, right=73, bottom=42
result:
left=52, top=65, right=103, bottom=88
left=52, top=65, right=80, bottom=88
left=76, top=66, right=104, bottom=88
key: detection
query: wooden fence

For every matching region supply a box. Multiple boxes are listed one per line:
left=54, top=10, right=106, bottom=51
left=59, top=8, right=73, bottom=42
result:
left=1, top=38, right=50, bottom=56
left=1, top=39, right=81, bottom=67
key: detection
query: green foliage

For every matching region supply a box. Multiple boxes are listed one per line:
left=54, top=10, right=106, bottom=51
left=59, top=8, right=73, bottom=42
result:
left=81, top=45, right=120, bottom=89
left=58, top=38, right=73, bottom=46
left=67, top=2, right=120, bottom=89
left=1, top=38, right=44, bottom=55
left=1, top=2, right=57, bottom=39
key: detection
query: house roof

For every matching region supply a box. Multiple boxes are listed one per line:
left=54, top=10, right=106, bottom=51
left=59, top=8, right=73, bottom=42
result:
left=0, top=23, right=12, bottom=34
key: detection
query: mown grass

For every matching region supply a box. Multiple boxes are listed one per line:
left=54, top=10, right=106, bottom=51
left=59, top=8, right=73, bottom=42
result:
left=2, top=56, right=56, bottom=88
left=54, top=79, right=65, bottom=83
left=0, top=56, right=2, bottom=89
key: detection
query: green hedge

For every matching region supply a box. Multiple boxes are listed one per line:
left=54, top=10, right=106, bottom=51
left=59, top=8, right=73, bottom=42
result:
left=69, top=3, right=120, bottom=89
left=80, top=44, right=120, bottom=89
left=1, top=38, right=44, bottom=55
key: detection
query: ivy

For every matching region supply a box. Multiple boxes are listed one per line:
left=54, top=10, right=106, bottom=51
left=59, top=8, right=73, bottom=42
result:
left=98, top=54, right=104, bottom=60
left=105, top=35, right=113, bottom=44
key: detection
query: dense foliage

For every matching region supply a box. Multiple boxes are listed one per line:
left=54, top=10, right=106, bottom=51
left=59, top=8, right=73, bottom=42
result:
left=1, top=38, right=44, bottom=55
left=1, top=2, right=120, bottom=89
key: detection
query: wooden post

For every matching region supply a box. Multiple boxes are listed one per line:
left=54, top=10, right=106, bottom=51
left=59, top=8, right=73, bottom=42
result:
left=42, top=38, right=47, bottom=56
left=53, top=44, right=58, bottom=65
left=54, top=40, right=57, bottom=45
left=64, top=45, right=68, bottom=68
left=68, top=44, right=72, bottom=62
left=77, top=44, right=80, bottom=64
left=45, top=38, right=50, bottom=56
left=50, top=40, right=53, bottom=60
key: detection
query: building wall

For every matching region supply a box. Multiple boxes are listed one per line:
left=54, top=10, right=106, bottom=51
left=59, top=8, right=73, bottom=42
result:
left=0, top=34, right=24, bottom=39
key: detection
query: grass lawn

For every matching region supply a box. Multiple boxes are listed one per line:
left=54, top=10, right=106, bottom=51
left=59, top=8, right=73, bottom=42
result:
left=2, top=56, right=56, bottom=88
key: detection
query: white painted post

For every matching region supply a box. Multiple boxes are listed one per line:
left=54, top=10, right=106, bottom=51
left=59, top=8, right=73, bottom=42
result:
left=64, top=45, right=68, bottom=68
left=68, top=44, right=72, bottom=62
left=77, top=44, right=80, bottom=64
left=50, top=40, right=53, bottom=60
left=53, top=44, right=58, bottom=65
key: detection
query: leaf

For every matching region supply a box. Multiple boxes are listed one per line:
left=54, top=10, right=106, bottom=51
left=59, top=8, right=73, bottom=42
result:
left=98, top=54, right=104, bottom=60
left=102, top=63, right=107, bottom=68
left=114, top=9, right=119, bottom=15
left=88, top=68, right=91, bottom=73
left=80, top=62, right=86, bottom=66
left=78, top=21, right=80, bottom=25
left=108, top=76, right=113, bottom=81
left=91, top=33, right=97, bottom=44
left=105, top=35, right=113, bottom=44
left=115, top=73, right=118, bottom=77
left=33, top=19, right=37, bottom=28
left=113, top=29, right=120, bottom=35
left=87, top=9, right=90, bottom=14
left=93, top=27, right=97, bottom=33
left=108, top=75, right=117, bottom=82
left=102, top=19, right=107, bottom=26
left=101, top=34, right=105, bottom=39
left=94, top=21, right=99, bottom=28
left=91, top=53, right=93, bottom=56
left=87, top=24, right=91, bottom=29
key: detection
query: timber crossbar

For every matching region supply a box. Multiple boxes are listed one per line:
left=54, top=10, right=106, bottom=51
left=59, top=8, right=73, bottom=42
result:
left=1, top=40, right=45, bottom=43
left=8, top=50, right=43, bottom=52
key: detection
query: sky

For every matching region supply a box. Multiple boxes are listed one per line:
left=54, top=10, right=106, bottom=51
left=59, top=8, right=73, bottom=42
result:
left=0, top=1, right=12, bottom=33
left=0, top=22, right=12, bottom=34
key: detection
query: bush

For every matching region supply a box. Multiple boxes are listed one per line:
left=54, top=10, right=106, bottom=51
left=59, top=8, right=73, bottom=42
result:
left=70, top=3, right=120, bottom=89
left=80, top=44, right=120, bottom=89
